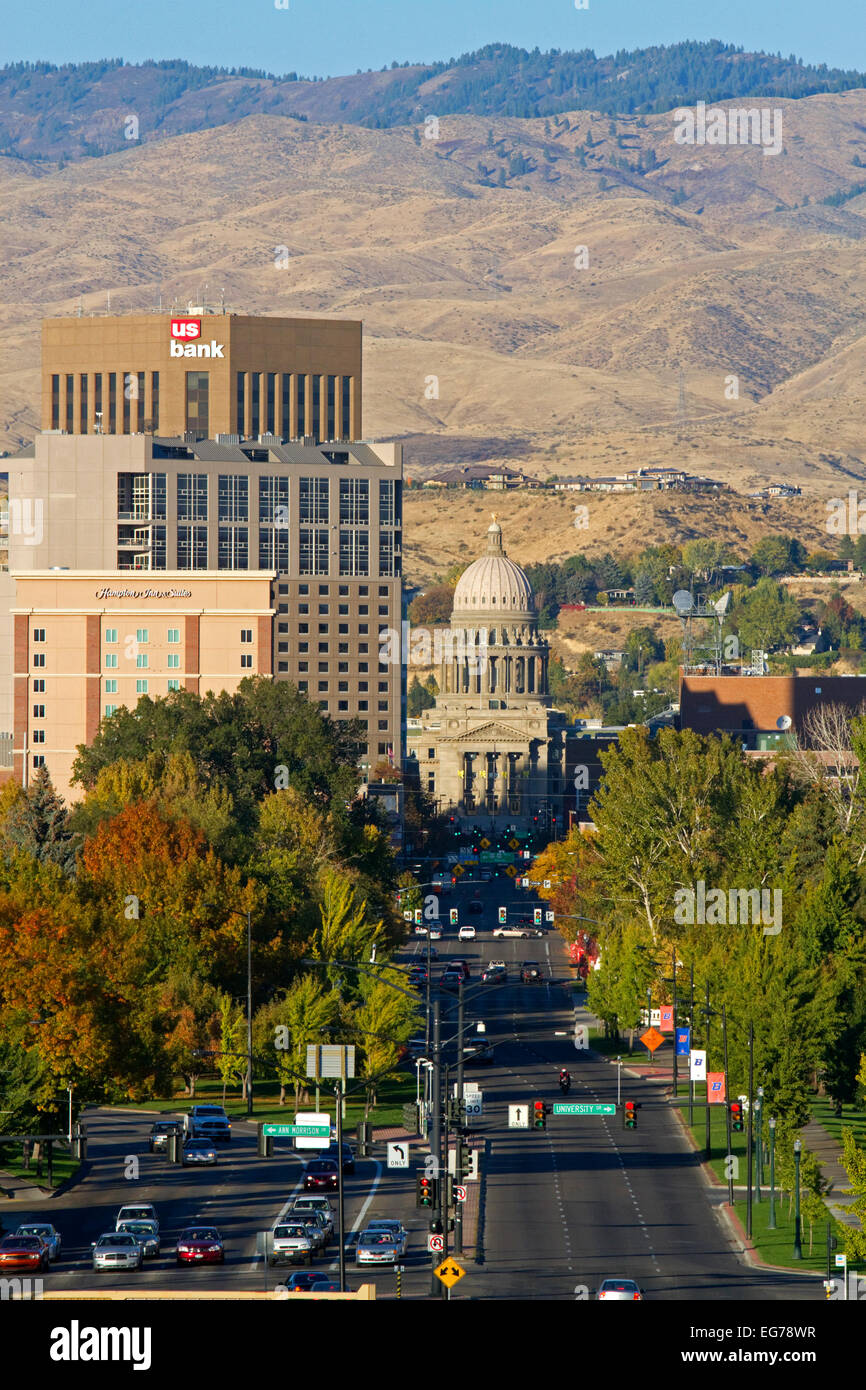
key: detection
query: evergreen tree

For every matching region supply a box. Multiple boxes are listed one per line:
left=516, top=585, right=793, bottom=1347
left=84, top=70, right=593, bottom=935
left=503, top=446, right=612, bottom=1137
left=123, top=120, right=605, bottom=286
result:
left=3, top=765, right=78, bottom=872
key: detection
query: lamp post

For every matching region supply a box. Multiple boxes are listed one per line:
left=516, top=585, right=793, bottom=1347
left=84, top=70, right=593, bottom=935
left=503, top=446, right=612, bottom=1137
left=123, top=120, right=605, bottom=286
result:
left=768, top=1116, right=777, bottom=1229
left=793, top=1139, right=803, bottom=1259
left=616, top=1056, right=622, bottom=1107
left=746, top=1021, right=754, bottom=1240
left=755, top=1087, right=763, bottom=1203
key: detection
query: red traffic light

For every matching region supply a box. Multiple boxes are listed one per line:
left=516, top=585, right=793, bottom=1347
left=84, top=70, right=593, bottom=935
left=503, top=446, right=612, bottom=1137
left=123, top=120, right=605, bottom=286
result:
left=624, top=1101, right=637, bottom=1130
left=730, top=1102, right=744, bottom=1132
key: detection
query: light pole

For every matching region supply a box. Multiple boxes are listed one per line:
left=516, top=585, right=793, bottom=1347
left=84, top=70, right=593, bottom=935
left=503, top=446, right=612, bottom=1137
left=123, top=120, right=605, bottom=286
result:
left=755, top=1087, right=763, bottom=1203
left=768, top=1115, right=777, bottom=1229
left=746, top=1021, right=754, bottom=1239
left=793, top=1138, right=803, bottom=1259
left=616, top=1056, right=622, bottom=1107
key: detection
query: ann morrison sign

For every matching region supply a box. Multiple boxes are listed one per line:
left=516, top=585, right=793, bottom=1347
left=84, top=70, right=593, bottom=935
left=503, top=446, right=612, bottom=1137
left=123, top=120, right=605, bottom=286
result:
left=95, top=587, right=192, bottom=599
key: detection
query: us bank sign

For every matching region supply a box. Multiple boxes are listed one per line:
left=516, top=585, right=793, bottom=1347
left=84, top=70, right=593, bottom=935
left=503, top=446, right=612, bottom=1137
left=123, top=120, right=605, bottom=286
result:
left=95, top=587, right=193, bottom=599
left=170, top=318, right=224, bottom=357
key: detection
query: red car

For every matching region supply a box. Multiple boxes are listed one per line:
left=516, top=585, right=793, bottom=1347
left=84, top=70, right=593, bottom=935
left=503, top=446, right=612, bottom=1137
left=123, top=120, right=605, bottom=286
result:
left=0, top=1234, right=49, bottom=1272
left=176, top=1226, right=225, bottom=1265
left=303, top=1159, right=339, bottom=1191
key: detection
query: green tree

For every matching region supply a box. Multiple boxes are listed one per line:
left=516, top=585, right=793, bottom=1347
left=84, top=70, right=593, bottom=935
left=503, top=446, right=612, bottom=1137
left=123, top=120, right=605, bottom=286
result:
left=3, top=765, right=78, bottom=872
left=838, top=1127, right=866, bottom=1263
left=215, top=993, right=247, bottom=1106
left=253, top=976, right=341, bottom=1106
left=735, top=578, right=800, bottom=654
left=751, top=535, right=796, bottom=576
left=408, top=675, right=436, bottom=717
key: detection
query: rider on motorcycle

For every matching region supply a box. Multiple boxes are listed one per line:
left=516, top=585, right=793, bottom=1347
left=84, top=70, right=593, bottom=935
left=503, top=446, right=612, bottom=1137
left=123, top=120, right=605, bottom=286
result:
left=559, top=1068, right=571, bottom=1091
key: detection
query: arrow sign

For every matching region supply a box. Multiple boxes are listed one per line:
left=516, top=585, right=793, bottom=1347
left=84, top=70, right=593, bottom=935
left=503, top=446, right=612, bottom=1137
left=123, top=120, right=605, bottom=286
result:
left=435, top=1257, right=466, bottom=1288
left=508, top=1105, right=528, bottom=1128
left=387, top=1142, right=409, bottom=1169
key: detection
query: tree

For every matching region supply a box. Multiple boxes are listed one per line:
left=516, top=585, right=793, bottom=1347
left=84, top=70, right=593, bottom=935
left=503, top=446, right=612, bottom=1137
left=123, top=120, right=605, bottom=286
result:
left=408, top=586, right=453, bottom=625
left=352, top=971, right=422, bottom=1118
left=408, top=676, right=436, bottom=717
left=159, top=972, right=221, bottom=1098
left=309, top=869, right=386, bottom=987
left=634, top=568, right=656, bottom=605
left=838, top=1127, right=866, bottom=1263
left=751, top=535, right=796, bottom=576
left=3, top=766, right=78, bottom=872
left=682, top=538, right=731, bottom=585
left=735, top=578, right=799, bottom=654
left=253, top=976, right=340, bottom=1106
left=215, top=993, right=246, bottom=1105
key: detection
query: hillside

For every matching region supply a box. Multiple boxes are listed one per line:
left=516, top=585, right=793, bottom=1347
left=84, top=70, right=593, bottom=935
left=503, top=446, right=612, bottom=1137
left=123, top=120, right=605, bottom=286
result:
left=2, top=44, right=865, bottom=163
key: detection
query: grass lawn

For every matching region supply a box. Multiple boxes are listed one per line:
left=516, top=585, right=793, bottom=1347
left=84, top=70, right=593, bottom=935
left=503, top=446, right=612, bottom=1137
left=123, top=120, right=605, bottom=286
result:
left=0, top=1143, right=79, bottom=1191
left=810, top=1096, right=866, bottom=1149
left=588, top=1025, right=665, bottom=1062
left=732, top=1192, right=842, bottom=1278
left=110, top=1068, right=418, bottom=1130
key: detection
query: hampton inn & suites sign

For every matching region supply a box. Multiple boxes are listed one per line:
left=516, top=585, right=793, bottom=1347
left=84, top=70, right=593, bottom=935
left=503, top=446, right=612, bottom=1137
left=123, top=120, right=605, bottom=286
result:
left=95, top=587, right=193, bottom=600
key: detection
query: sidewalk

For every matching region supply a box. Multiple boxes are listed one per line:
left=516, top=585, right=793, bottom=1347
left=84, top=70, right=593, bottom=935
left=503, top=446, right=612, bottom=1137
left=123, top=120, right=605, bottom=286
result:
left=0, top=1169, right=53, bottom=1204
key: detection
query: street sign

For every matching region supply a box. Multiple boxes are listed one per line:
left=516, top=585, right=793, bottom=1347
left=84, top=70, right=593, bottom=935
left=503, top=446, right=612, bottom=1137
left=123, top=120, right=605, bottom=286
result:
left=508, top=838, right=519, bottom=850
left=479, top=837, right=490, bottom=850
left=543, top=879, right=551, bottom=889
left=508, top=1104, right=529, bottom=1128
left=835, top=1253, right=847, bottom=1268
left=291, top=1111, right=332, bottom=1149
left=435, top=1257, right=466, bottom=1288
left=454, top=1185, right=467, bottom=1203
left=263, top=1121, right=330, bottom=1138
left=574, top=1024, right=589, bottom=1051
left=640, top=1026, right=664, bottom=1053
left=452, top=863, right=464, bottom=877
left=553, top=1102, right=616, bottom=1115
left=428, top=1233, right=444, bottom=1253
left=505, top=864, right=517, bottom=877
left=545, top=910, right=554, bottom=921
left=387, top=1141, right=409, bottom=1169
left=464, top=1093, right=483, bottom=1117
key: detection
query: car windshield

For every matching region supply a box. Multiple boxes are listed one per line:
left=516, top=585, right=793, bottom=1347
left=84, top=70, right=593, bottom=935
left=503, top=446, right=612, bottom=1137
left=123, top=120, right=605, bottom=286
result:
left=119, top=1209, right=153, bottom=1220
left=18, top=1226, right=50, bottom=1236
left=602, top=1280, right=637, bottom=1290
left=309, top=1162, right=336, bottom=1172
left=365, top=1233, right=395, bottom=1245
left=4, top=1236, right=41, bottom=1249
left=275, top=1226, right=306, bottom=1238
left=101, top=1235, right=136, bottom=1247
left=120, top=1223, right=154, bottom=1235
left=182, top=1229, right=219, bottom=1241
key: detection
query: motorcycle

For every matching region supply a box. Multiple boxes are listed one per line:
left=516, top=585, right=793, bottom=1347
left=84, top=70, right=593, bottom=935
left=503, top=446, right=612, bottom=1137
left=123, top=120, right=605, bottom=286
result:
left=558, top=1072, right=571, bottom=1094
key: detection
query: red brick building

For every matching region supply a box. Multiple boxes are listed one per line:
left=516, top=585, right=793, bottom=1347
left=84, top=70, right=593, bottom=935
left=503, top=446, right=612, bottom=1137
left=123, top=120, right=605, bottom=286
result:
left=679, top=672, right=866, bottom=743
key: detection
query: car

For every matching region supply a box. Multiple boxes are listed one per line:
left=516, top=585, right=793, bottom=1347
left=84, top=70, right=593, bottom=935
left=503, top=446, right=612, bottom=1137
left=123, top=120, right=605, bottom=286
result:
left=355, top=1229, right=400, bottom=1266
left=414, top=922, right=427, bottom=935
left=457, top=924, right=476, bottom=941
left=325, top=1142, right=355, bottom=1175
left=117, top=1220, right=160, bottom=1257
left=115, top=1204, right=158, bottom=1231
left=364, top=1220, right=408, bottom=1255
left=482, top=963, right=507, bottom=983
left=270, top=1222, right=314, bottom=1266
left=296, top=1213, right=328, bottom=1252
left=281, top=1270, right=325, bottom=1292
left=428, top=926, right=442, bottom=941
left=15, top=1223, right=61, bottom=1261
left=408, top=967, right=427, bottom=990
left=185, top=1104, right=231, bottom=1141
left=439, top=971, right=462, bottom=993
left=494, top=925, right=539, bottom=938
left=308, top=1279, right=345, bottom=1292
left=182, top=1137, right=218, bottom=1165
left=521, top=962, right=543, bottom=983
left=596, top=1277, right=644, bottom=1301
left=291, top=1197, right=335, bottom=1241
left=450, top=959, right=471, bottom=979
left=463, top=1023, right=494, bottom=1063
left=92, top=1232, right=143, bottom=1272
left=176, top=1226, right=225, bottom=1265
left=148, top=1120, right=183, bottom=1152
left=480, top=869, right=493, bottom=882
left=0, top=1234, right=49, bottom=1273
left=467, top=900, right=483, bottom=915
left=303, top=1159, right=339, bottom=1191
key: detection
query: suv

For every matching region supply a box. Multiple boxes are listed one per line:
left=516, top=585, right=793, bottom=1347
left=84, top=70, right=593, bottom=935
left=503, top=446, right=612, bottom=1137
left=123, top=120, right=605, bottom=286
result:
left=185, top=1105, right=232, bottom=1142
left=521, top=962, right=543, bottom=983
left=148, top=1120, right=183, bottom=1152
left=270, top=1223, right=314, bottom=1267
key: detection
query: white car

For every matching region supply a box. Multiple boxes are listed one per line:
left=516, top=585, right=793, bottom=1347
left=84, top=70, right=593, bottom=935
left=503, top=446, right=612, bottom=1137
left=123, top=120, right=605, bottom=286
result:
left=457, top=924, right=476, bottom=941
left=15, top=1222, right=61, bottom=1261
left=596, top=1277, right=644, bottom=1300
left=115, top=1203, right=158, bottom=1231
left=429, top=926, right=442, bottom=940
left=270, top=1222, right=314, bottom=1266
left=493, top=925, right=542, bottom=938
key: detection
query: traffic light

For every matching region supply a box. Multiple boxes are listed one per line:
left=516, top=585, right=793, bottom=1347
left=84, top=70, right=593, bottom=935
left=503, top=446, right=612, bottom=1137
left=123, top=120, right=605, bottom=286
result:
left=498, top=906, right=507, bottom=923
left=623, top=1101, right=637, bottom=1130
left=417, top=1172, right=439, bottom=1208
left=730, top=1102, right=744, bottom=1133
left=450, top=908, right=458, bottom=925
left=533, top=907, right=542, bottom=925
left=533, top=1100, right=547, bottom=1130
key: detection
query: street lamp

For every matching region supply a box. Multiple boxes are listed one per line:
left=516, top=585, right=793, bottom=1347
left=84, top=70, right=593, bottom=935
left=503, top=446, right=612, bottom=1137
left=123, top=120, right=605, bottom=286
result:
left=754, top=1091, right=763, bottom=1203
left=768, top=1116, right=777, bottom=1229
left=793, top=1138, right=802, bottom=1259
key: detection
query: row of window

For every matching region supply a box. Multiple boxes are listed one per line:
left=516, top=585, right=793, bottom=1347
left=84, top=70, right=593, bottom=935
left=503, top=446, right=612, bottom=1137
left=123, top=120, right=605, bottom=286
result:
left=117, top=525, right=399, bottom=575
left=103, top=628, right=182, bottom=644
left=235, top=372, right=352, bottom=442
left=120, top=474, right=401, bottom=526
left=51, top=373, right=160, bottom=434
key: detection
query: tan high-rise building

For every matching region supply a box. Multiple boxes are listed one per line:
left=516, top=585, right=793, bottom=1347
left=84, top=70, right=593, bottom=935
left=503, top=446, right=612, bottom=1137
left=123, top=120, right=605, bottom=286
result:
left=42, top=311, right=361, bottom=441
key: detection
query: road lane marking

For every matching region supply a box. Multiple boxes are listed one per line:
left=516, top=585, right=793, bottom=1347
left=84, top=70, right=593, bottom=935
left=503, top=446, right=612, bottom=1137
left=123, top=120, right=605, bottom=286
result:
left=328, top=1160, right=383, bottom=1270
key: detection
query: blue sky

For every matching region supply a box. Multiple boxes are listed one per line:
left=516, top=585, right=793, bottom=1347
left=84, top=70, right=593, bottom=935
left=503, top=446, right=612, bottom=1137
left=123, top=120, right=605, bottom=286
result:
left=4, top=0, right=865, bottom=76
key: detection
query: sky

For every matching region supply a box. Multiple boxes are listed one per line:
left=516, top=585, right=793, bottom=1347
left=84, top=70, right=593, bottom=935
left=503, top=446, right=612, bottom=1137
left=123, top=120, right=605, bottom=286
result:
left=4, top=0, right=866, bottom=77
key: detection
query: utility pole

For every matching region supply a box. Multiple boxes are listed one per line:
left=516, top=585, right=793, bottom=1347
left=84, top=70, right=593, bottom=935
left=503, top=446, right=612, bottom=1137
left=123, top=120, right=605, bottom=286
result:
left=455, top=975, right=465, bottom=1255
left=336, top=1078, right=346, bottom=1292
left=246, top=910, right=253, bottom=1117
left=672, top=945, right=678, bottom=1100
left=722, top=1004, right=733, bottom=1208
left=688, top=960, right=694, bottom=1125
left=704, top=980, right=711, bottom=1163
left=746, top=1021, right=754, bottom=1240
left=430, top=999, right=442, bottom=1299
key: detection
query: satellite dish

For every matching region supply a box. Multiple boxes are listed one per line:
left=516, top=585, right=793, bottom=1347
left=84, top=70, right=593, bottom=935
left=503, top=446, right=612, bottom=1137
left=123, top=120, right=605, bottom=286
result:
left=673, top=590, right=694, bottom=616
left=776, top=715, right=792, bottom=730
left=713, top=590, right=732, bottom=617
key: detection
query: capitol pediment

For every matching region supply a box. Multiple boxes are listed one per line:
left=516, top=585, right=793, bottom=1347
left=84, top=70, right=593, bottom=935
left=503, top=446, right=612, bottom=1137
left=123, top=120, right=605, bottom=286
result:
left=440, top=719, right=538, bottom=744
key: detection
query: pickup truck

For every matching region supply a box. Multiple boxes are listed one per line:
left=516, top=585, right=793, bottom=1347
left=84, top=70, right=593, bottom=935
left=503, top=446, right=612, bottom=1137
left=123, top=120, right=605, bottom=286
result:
left=184, top=1105, right=232, bottom=1143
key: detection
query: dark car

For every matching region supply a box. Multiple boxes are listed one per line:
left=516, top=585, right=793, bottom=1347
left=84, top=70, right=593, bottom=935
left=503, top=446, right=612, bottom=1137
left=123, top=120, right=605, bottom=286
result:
left=282, top=1270, right=325, bottom=1292
left=521, top=962, right=543, bottom=983
left=303, top=1159, right=340, bottom=1192
left=325, top=1142, right=355, bottom=1175
left=440, top=971, right=462, bottom=993
left=148, top=1120, right=183, bottom=1153
left=450, top=959, right=471, bottom=980
left=0, top=1234, right=49, bottom=1273
left=408, top=967, right=427, bottom=990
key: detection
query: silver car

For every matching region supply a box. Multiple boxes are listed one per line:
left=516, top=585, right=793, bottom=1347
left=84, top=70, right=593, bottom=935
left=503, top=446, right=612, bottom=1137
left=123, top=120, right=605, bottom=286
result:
left=364, top=1220, right=408, bottom=1256
left=92, top=1232, right=143, bottom=1271
left=296, top=1213, right=327, bottom=1252
left=117, top=1220, right=160, bottom=1257
left=270, top=1223, right=314, bottom=1266
left=290, top=1197, right=335, bottom=1240
left=182, top=1138, right=218, bottom=1165
left=596, top=1277, right=644, bottom=1300
left=15, top=1223, right=61, bottom=1261
left=355, top=1229, right=400, bottom=1266
left=115, top=1203, right=158, bottom=1230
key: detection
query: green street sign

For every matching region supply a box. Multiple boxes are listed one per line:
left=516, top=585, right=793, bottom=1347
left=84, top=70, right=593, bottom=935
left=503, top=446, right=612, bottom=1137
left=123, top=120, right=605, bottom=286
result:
left=552, top=1103, right=616, bottom=1116
left=262, top=1123, right=330, bottom=1137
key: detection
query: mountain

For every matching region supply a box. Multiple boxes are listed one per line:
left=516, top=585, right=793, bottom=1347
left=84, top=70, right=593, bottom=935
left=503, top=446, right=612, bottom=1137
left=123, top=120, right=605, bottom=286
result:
left=2, top=42, right=866, bottom=163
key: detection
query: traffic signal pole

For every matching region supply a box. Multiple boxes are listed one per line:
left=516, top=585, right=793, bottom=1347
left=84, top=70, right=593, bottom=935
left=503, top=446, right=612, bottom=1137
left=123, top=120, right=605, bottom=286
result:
left=455, top=976, right=465, bottom=1255
left=336, top=1079, right=346, bottom=1293
left=430, top=999, right=442, bottom=1299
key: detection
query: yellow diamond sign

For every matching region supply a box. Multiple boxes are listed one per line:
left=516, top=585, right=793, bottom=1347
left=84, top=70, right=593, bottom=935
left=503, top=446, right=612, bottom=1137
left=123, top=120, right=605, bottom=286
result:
left=479, top=838, right=491, bottom=850
left=452, top=863, right=464, bottom=876
left=508, top=837, right=519, bottom=850
left=505, top=864, right=517, bottom=877
left=435, top=1257, right=466, bottom=1288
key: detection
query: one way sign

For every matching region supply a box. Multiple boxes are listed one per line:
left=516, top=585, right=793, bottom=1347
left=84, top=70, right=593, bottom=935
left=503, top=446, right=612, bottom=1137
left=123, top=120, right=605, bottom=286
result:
left=387, top=1142, right=409, bottom=1168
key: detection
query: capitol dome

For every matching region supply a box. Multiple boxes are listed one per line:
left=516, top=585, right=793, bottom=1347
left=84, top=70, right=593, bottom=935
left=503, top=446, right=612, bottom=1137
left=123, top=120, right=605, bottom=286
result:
left=452, top=518, right=535, bottom=618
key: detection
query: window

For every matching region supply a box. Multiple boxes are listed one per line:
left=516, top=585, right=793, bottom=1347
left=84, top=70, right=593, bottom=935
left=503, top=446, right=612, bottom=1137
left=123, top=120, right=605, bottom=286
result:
left=358, top=605, right=369, bottom=615
left=241, top=629, right=253, bottom=643
left=299, top=527, right=329, bottom=575
left=298, top=681, right=308, bottom=692
left=108, top=372, right=116, bottom=432
left=341, top=375, right=351, bottom=440
left=299, top=623, right=309, bottom=634
left=185, top=370, right=209, bottom=435
left=167, top=653, right=180, bottom=669
left=338, top=700, right=348, bottom=710
left=318, top=681, right=328, bottom=692
left=33, top=628, right=46, bottom=642
left=218, top=475, right=249, bottom=523
left=338, top=643, right=348, bottom=653
left=318, top=623, right=329, bottom=634
left=105, top=679, right=117, bottom=694
left=298, top=604, right=309, bottom=614
left=299, top=584, right=309, bottom=594
left=259, top=475, right=289, bottom=524
left=312, top=375, right=321, bottom=440
left=167, top=628, right=180, bottom=644
left=136, top=628, right=148, bottom=644
left=318, top=642, right=329, bottom=653
left=33, top=705, right=45, bottom=719
left=379, top=531, right=397, bottom=576
left=299, top=642, right=309, bottom=653
left=151, top=372, right=159, bottom=431
left=104, top=705, right=117, bottom=717
left=241, top=654, right=253, bottom=668
left=296, top=373, right=306, bottom=436
left=378, top=743, right=388, bottom=755
left=236, top=371, right=245, bottom=434
left=339, top=529, right=369, bottom=576
left=338, top=661, right=348, bottom=672
left=378, top=585, right=389, bottom=597
left=136, top=679, right=148, bottom=694
left=338, top=604, right=349, bottom=615
left=381, top=721, right=391, bottom=732
left=218, top=526, right=249, bottom=569
left=177, top=524, right=208, bottom=569
left=327, top=374, right=336, bottom=438
left=51, top=373, right=60, bottom=430
left=378, top=701, right=388, bottom=711
left=358, top=681, right=368, bottom=692
left=33, top=755, right=45, bottom=768
left=278, top=661, right=288, bottom=672
left=358, top=624, right=368, bottom=634
left=177, top=474, right=208, bottom=521
left=318, top=604, right=329, bottom=615
left=378, top=605, right=389, bottom=616
left=33, top=679, right=45, bottom=693
left=277, top=641, right=288, bottom=653
left=299, top=477, right=329, bottom=524
left=428, top=748, right=435, bottom=759
left=79, top=373, right=88, bottom=433
left=359, top=586, right=368, bottom=595
left=359, top=662, right=369, bottom=672
left=338, top=624, right=349, bottom=634
left=251, top=372, right=260, bottom=436
left=379, top=682, right=388, bottom=692
left=266, top=372, right=276, bottom=434
left=298, top=661, right=308, bottom=671
left=358, top=700, right=368, bottom=710
left=105, top=654, right=118, bottom=669
left=339, top=478, right=369, bottom=524
left=136, top=654, right=148, bottom=669
left=167, top=679, right=180, bottom=691
left=338, top=681, right=348, bottom=691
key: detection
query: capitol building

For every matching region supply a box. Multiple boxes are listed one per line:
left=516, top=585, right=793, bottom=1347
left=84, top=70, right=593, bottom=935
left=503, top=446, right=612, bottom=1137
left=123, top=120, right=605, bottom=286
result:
left=406, top=517, right=569, bottom=831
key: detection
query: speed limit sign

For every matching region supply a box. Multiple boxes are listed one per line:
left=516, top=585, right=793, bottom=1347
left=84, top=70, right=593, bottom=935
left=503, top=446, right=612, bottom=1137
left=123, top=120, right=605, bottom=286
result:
left=427, top=1233, right=444, bottom=1252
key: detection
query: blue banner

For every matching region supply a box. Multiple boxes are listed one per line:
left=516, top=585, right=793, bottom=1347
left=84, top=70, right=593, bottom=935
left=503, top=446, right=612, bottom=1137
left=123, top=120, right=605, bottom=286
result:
left=675, top=1027, right=691, bottom=1057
